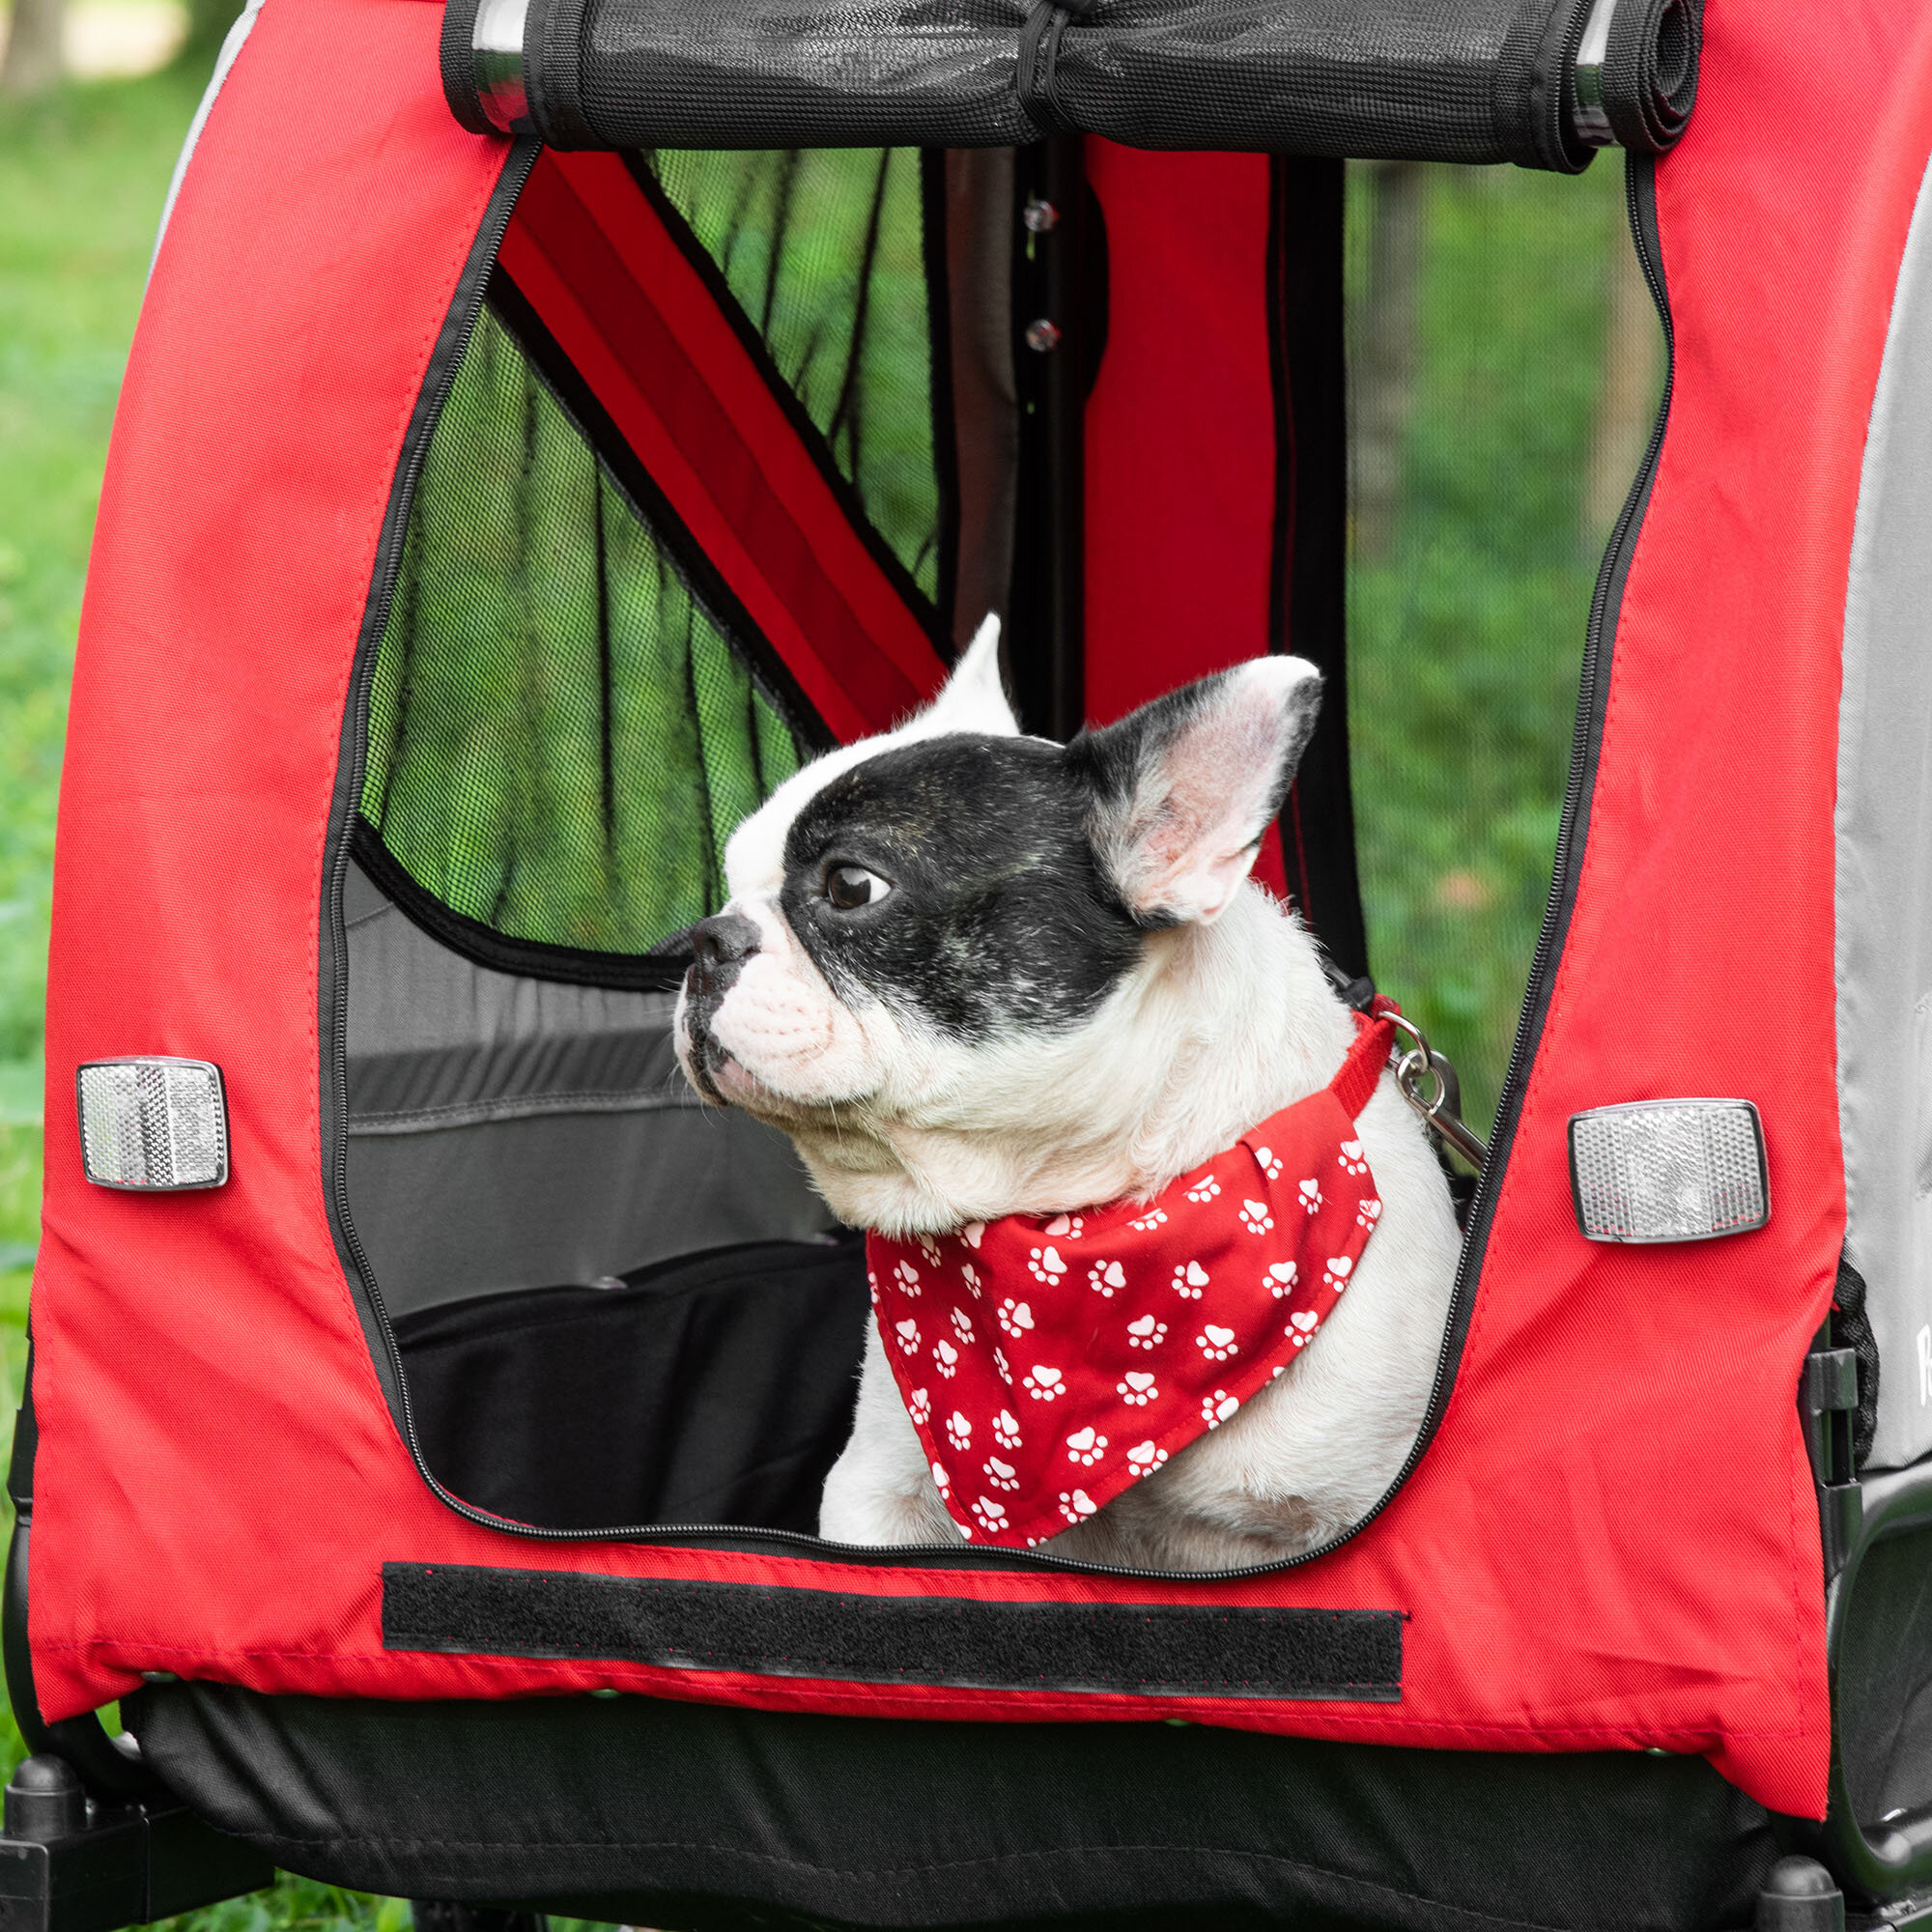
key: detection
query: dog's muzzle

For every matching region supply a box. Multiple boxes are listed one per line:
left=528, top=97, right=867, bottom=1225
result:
left=681, top=910, right=761, bottom=1098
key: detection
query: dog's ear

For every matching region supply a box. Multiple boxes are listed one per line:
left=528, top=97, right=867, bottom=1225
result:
left=906, top=613, right=1019, bottom=739
left=1075, top=656, right=1322, bottom=925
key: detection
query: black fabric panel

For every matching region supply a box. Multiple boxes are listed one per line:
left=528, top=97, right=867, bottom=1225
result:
left=383, top=1562, right=1403, bottom=1700
left=512, top=0, right=1705, bottom=172
left=1836, top=1524, right=1932, bottom=1831
left=1268, top=155, right=1368, bottom=984
left=393, top=1238, right=869, bottom=1531
left=128, top=1680, right=1784, bottom=1929
left=1835, top=1254, right=1882, bottom=1470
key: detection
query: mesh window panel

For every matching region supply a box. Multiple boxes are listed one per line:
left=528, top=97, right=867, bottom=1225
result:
left=1346, top=156, right=1662, bottom=1135
left=359, top=299, right=804, bottom=965
left=643, top=148, right=943, bottom=604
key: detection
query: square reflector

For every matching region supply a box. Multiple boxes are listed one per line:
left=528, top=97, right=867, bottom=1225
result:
left=76, top=1058, right=228, bottom=1191
left=1568, top=1098, right=1768, bottom=1243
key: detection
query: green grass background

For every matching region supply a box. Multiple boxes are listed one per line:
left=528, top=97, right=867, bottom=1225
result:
left=0, top=39, right=1645, bottom=1928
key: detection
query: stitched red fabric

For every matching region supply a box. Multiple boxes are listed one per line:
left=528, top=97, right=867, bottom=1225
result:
left=867, top=1015, right=1396, bottom=1548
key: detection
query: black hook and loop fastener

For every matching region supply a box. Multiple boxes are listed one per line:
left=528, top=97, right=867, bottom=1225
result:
left=1015, top=0, right=1101, bottom=139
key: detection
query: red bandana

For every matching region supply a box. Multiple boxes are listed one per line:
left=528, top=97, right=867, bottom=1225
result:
left=866, top=1009, right=1398, bottom=1548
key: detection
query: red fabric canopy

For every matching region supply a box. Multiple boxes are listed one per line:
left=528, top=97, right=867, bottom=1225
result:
left=30, top=0, right=1932, bottom=1821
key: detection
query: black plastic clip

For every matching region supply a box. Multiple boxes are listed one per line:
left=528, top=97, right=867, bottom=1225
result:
left=1803, top=1328, right=1863, bottom=1580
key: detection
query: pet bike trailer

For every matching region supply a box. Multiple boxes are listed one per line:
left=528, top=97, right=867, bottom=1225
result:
left=13, top=0, right=1932, bottom=1924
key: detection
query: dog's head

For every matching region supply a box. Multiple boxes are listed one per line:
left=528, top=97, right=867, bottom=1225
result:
left=674, top=619, right=1323, bottom=1225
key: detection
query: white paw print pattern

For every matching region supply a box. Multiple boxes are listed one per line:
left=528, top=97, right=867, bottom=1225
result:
left=1125, top=1440, right=1168, bottom=1477
left=1065, top=1426, right=1107, bottom=1467
left=1357, top=1198, right=1382, bottom=1232
left=971, top=1494, right=1009, bottom=1535
left=932, top=1337, right=960, bottom=1378
left=1117, top=1370, right=1158, bottom=1406
left=1023, top=1364, right=1065, bottom=1402
left=1059, top=1489, right=1098, bottom=1523
left=946, top=1410, right=972, bottom=1451
left=907, top=1387, right=931, bottom=1426
left=959, top=1262, right=982, bottom=1297
left=1238, top=1198, right=1274, bottom=1235
left=1027, top=1245, right=1068, bottom=1284
left=1297, top=1178, right=1324, bottom=1214
left=1253, top=1144, right=1284, bottom=1180
left=1288, top=1309, right=1321, bottom=1348
left=997, top=1298, right=1035, bottom=1339
left=1088, top=1260, right=1126, bottom=1297
left=867, top=1268, right=879, bottom=1305
left=993, top=1346, right=1012, bottom=1384
left=1183, top=1172, right=1222, bottom=1204
left=993, top=1408, right=1023, bottom=1449
left=951, top=1306, right=976, bottom=1345
left=892, top=1258, right=922, bottom=1295
left=960, top=1222, right=986, bottom=1250
left=1196, top=1323, right=1238, bottom=1362
left=1323, top=1255, right=1354, bottom=1293
left=1338, top=1139, right=1371, bottom=1178
left=1172, top=1260, right=1209, bottom=1298
left=1043, top=1212, right=1085, bottom=1239
left=1127, top=1207, right=1169, bottom=1233
left=985, top=1455, right=1020, bottom=1492
left=894, top=1318, right=921, bottom=1355
left=1202, top=1389, right=1240, bottom=1428
left=1265, top=1260, right=1297, bottom=1297
left=931, top=1460, right=951, bottom=1500
left=917, top=1234, right=943, bottom=1267
left=1126, top=1314, right=1166, bottom=1349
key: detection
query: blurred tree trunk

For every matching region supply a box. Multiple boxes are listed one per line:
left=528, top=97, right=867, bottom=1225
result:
left=180, top=0, right=244, bottom=67
left=1, top=0, right=65, bottom=98
left=1352, top=159, right=1428, bottom=563
left=1584, top=206, right=1665, bottom=538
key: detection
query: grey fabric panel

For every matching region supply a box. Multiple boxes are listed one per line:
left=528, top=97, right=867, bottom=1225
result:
left=347, top=1110, right=840, bottom=1318
left=1837, top=156, right=1932, bottom=1470
left=344, top=861, right=839, bottom=1316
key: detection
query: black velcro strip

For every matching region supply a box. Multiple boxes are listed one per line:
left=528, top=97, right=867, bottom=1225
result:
left=382, top=1562, right=1401, bottom=1702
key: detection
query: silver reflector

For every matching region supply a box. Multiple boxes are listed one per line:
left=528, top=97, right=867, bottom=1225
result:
left=76, top=1059, right=228, bottom=1191
left=1568, top=1098, right=1768, bottom=1243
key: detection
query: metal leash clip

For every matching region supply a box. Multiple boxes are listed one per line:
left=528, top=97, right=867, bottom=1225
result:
left=1384, top=1011, right=1489, bottom=1171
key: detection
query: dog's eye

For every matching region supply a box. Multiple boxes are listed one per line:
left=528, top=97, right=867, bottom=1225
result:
left=825, top=864, right=893, bottom=911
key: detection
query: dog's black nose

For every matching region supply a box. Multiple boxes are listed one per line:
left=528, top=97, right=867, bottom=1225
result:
left=691, top=911, right=760, bottom=970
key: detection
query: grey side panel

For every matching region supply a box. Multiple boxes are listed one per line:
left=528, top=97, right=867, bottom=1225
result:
left=1838, top=155, right=1932, bottom=1470
left=345, top=863, right=839, bottom=1318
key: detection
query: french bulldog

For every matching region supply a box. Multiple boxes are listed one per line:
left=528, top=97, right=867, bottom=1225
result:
left=674, top=618, right=1461, bottom=1570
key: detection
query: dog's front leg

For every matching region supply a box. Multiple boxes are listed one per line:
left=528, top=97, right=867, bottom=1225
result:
left=818, top=1323, right=960, bottom=1546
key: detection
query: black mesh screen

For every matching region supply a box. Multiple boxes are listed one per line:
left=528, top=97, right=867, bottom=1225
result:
left=640, top=147, right=945, bottom=610
left=359, top=295, right=807, bottom=971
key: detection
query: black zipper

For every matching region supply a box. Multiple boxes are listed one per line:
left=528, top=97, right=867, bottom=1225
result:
left=327, top=154, right=1675, bottom=1594
left=1284, top=153, right=1679, bottom=1566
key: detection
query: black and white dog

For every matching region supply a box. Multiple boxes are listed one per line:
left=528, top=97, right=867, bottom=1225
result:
left=675, top=620, right=1460, bottom=1570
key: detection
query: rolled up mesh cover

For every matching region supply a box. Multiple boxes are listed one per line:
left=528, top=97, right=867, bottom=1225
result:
left=444, top=0, right=1700, bottom=173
